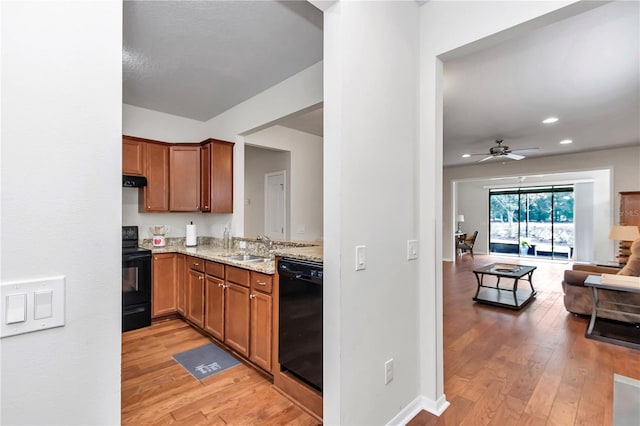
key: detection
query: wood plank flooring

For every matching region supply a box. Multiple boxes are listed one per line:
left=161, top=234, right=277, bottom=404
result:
left=123, top=255, right=639, bottom=425
left=409, top=254, right=640, bottom=426
left=121, top=319, right=319, bottom=425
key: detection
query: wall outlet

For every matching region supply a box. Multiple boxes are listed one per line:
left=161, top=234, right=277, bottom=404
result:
left=384, top=358, right=394, bottom=385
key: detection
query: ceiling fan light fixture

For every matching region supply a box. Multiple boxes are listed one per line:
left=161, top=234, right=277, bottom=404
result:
left=560, top=139, right=573, bottom=144
left=542, top=117, right=559, bottom=124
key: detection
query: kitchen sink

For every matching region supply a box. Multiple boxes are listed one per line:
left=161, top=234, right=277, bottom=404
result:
left=228, top=254, right=272, bottom=263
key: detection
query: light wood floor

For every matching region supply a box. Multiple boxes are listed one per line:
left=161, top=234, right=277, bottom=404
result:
left=410, top=254, right=640, bottom=426
left=121, top=319, right=319, bottom=425
left=123, top=255, right=639, bottom=425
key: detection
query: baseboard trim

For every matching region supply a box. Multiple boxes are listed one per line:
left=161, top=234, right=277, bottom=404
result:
left=386, top=393, right=450, bottom=425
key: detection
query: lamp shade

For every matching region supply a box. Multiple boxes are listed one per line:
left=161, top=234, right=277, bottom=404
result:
left=608, top=225, right=640, bottom=241
left=457, top=215, right=465, bottom=222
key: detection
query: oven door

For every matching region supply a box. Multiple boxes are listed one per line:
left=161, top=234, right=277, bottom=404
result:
left=122, top=252, right=151, bottom=307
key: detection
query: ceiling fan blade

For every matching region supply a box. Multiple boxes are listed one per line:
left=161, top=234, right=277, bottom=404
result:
left=478, top=155, right=495, bottom=162
left=505, top=153, right=525, bottom=160
left=511, top=147, right=539, bottom=154
left=469, top=153, right=491, bottom=156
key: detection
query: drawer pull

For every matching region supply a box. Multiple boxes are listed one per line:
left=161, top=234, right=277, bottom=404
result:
left=256, top=280, right=267, bottom=286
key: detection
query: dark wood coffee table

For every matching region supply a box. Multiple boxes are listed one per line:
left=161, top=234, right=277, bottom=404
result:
left=472, top=263, right=537, bottom=310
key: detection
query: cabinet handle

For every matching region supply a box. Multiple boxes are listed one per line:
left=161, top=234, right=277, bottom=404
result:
left=218, top=282, right=224, bottom=288
left=250, top=294, right=256, bottom=300
left=256, top=280, right=266, bottom=286
left=205, top=205, right=209, bottom=209
left=198, top=276, right=203, bottom=280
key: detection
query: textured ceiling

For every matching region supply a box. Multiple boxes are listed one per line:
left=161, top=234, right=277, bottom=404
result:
left=123, top=1, right=323, bottom=121
left=443, top=1, right=640, bottom=167
left=122, top=1, right=639, bottom=165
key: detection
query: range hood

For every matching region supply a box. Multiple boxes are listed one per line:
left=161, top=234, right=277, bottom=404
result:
left=122, top=175, right=147, bottom=187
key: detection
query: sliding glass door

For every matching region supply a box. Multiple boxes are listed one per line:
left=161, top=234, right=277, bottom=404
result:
left=489, top=186, right=574, bottom=259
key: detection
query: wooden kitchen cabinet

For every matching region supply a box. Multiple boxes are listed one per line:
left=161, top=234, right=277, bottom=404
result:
left=152, top=253, right=177, bottom=318
left=204, top=260, right=225, bottom=340
left=140, top=142, right=170, bottom=212
left=205, top=275, right=225, bottom=341
left=187, top=265, right=205, bottom=329
left=201, top=139, right=234, bottom=213
left=224, top=266, right=250, bottom=357
left=122, top=136, right=146, bottom=176
left=169, top=145, right=201, bottom=211
left=176, top=254, right=187, bottom=316
left=250, top=272, right=273, bottom=372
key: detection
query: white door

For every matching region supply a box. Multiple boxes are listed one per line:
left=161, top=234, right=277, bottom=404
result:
left=264, top=171, right=286, bottom=239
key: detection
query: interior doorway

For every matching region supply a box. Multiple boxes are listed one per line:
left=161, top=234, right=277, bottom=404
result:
left=264, top=171, right=287, bottom=239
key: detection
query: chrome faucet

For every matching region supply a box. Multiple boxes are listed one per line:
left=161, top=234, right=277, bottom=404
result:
left=256, top=234, right=274, bottom=250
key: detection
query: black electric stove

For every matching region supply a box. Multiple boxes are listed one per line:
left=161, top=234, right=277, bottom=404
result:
left=122, top=226, right=152, bottom=332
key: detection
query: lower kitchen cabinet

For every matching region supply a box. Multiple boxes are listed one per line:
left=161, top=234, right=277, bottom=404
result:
left=152, top=253, right=177, bottom=318
left=187, top=268, right=205, bottom=328
left=176, top=254, right=186, bottom=315
left=204, top=275, right=225, bottom=341
left=250, top=290, right=272, bottom=371
left=224, top=282, right=250, bottom=357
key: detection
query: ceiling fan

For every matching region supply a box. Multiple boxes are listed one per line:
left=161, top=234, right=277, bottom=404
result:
left=470, top=140, right=539, bottom=162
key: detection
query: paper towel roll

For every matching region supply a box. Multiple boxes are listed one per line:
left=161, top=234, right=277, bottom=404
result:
left=186, top=223, right=197, bottom=247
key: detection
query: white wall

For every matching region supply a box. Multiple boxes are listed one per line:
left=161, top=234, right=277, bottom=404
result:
left=1, top=1, right=122, bottom=424
left=244, top=146, right=291, bottom=238
left=444, top=146, right=640, bottom=261
left=123, top=104, right=208, bottom=142
left=324, top=2, right=420, bottom=423
left=244, top=126, right=323, bottom=242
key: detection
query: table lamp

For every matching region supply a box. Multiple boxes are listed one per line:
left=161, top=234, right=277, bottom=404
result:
left=608, top=225, right=640, bottom=265
left=456, top=215, right=465, bottom=233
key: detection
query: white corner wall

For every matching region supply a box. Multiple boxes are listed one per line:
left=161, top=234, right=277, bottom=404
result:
left=244, top=125, right=323, bottom=242
left=1, top=1, right=122, bottom=424
left=324, top=2, right=420, bottom=424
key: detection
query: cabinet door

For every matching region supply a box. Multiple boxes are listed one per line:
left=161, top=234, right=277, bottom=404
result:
left=176, top=254, right=186, bottom=316
left=187, top=269, right=205, bottom=328
left=122, top=137, right=145, bottom=176
left=152, top=253, right=176, bottom=318
left=170, top=145, right=201, bottom=211
left=205, top=275, right=225, bottom=341
left=224, top=282, right=250, bottom=357
left=141, top=142, right=169, bottom=212
left=201, top=140, right=234, bottom=214
left=250, top=291, right=272, bottom=372
left=200, top=142, right=211, bottom=212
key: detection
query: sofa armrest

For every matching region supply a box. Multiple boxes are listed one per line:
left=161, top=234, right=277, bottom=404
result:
left=563, top=269, right=593, bottom=287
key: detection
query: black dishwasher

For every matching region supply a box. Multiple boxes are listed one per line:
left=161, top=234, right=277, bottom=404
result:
left=278, top=257, right=323, bottom=392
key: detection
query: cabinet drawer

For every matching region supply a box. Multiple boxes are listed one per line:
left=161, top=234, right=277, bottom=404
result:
left=226, top=266, right=250, bottom=287
left=206, top=260, right=224, bottom=278
left=250, top=272, right=273, bottom=294
left=188, top=256, right=205, bottom=272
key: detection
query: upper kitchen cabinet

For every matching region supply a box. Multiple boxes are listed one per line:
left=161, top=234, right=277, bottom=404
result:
left=122, top=136, right=146, bottom=176
left=201, top=139, right=234, bottom=213
left=140, top=142, right=170, bottom=212
left=169, top=145, right=201, bottom=211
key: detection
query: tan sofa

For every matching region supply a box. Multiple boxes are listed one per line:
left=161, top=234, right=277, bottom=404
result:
left=562, top=264, right=640, bottom=323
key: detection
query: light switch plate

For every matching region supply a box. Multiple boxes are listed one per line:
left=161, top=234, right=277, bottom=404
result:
left=355, top=245, right=366, bottom=271
left=1, top=276, right=65, bottom=338
left=407, top=240, right=418, bottom=260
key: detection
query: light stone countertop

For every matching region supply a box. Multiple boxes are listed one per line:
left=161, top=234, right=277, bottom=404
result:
left=148, top=243, right=323, bottom=274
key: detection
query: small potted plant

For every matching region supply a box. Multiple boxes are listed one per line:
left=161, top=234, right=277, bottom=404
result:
left=519, top=239, right=530, bottom=256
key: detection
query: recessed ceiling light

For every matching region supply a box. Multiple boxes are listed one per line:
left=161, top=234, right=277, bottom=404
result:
left=560, top=139, right=573, bottom=145
left=542, top=117, right=559, bottom=124
left=462, top=154, right=470, bottom=158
